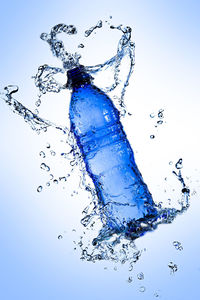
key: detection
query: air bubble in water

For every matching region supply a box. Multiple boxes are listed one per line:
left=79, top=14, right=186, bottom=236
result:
left=150, top=135, right=155, bottom=139
left=46, top=143, right=51, bottom=149
left=58, top=235, right=63, bottom=240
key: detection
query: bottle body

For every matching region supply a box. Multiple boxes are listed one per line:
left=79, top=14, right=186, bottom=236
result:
left=69, top=77, right=157, bottom=232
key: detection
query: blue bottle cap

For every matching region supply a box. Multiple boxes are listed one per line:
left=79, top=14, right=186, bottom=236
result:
left=67, top=65, right=92, bottom=88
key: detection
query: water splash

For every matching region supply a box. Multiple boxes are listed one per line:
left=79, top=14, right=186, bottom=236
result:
left=84, top=20, right=103, bottom=37
left=0, top=20, right=191, bottom=267
left=40, top=24, right=80, bottom=70
left=0, top=85, right=68, bottom=135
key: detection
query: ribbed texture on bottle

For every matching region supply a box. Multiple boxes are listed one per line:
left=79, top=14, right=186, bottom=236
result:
left=79, top=122, right=126, bottom=157
left=67, top=66, right=91, bottom=88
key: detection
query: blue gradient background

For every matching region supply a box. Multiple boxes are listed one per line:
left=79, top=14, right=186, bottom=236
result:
left=0, top=1, right=200, bottom=299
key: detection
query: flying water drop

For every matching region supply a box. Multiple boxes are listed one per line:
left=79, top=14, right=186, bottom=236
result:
left=37, top=186, right=43, bottom=193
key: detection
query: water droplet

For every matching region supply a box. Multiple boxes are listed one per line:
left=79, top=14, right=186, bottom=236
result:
left=154, top=291, right=160, bottom=298
left=40, top=163, right=50, bottom=172
left=150, top=135, right=155, bottom=139
left=53, top=179, right=58, bottom=184
left=158, top=109, right=164, bottom=119
left=127, top=276, right=133, bottom=283
left=175, top=158, right=183, bottom=169
left=49, top=174, right=54, bottom=180
left=61, top=152, right=68, bottom=158
left=40, top=32, right=49, bottom=41
left=150, top=113, right=155, bottom=118
left=42, top=127, right=47, bottom=133
left=50, top=150, right=56, bottom=156
left=191, top=190, right=196, bottom=196
left=59, top=176, right=67, bottom=182
left=37, top=185, right=43, bottom=192
left=169, top=161, right=173, bottom=165
left=58, top=235, right=63, bottom=240
left=46, top=182, right=50, bottom=187
left=128, top=264, right=133, bottom=272
left=35, top=99, right=41, bottom=107
left=182, top=187, right=190, bottom=195
left=168, top=261, right=178, bottom=274
left=137, top=272, right=144, bottom=280
left=46, top=143, right=51, bottom=149
left=39, top=151, right=46, bottom=158
left=139, top=286, right=146, bottom=292
left=157, top=120, right=163, bottom=125
left=78, top=43, right=84, bottom=48
left=173, top=241, right=183, bottom=251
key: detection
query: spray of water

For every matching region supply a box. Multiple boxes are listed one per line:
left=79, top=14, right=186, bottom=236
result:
left=0, top=19, right=190, bottom=267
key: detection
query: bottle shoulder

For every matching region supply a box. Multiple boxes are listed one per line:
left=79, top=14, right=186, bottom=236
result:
left=70, top=84, right=118, bottom=112
left=69, top=83, right=120, bottom=136
left=71, top=84, right=107, bottom=100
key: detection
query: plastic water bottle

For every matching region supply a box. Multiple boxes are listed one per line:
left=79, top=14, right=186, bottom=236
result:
left=67, top=66, right=157, bottom=240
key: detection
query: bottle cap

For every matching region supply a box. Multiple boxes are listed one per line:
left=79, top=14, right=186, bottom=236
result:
left=67, top=65, right=92, bottom=88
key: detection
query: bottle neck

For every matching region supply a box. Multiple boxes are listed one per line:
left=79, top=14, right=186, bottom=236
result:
left=67, top=66, right=92, bottom=89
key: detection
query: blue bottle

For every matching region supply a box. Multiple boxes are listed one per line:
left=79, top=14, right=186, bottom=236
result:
left=67, top=66, right=157, bottom=241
